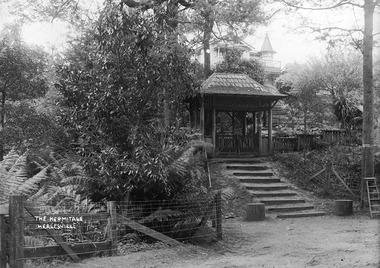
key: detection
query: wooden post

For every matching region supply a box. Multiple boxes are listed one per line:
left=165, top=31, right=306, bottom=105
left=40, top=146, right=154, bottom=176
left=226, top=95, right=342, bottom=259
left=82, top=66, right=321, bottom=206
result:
left=268, top=109, right=272, bottom=155
left=232, top=112, right=235, bottom=135
left=189, top=100, right=194, bottom=128
left=324, top=162, right=332, bottom=195
left=212, top=107, right=216, bottom=155
left=335, top=200, right=353, bottom=216
left=200, top=97, right=205, bottom=140
left=242, top=112, right=247, bottom=135
left=9, top=196, right=24, bottom=268
left=107, top=201, right=117, bottom=256
left=257, top=111, right=263, bottom=156
left=215, top=190, right=222, bottom=240
left=245, top=203, right=265, bottom=221
left=0, top=214, right=7, bottom=268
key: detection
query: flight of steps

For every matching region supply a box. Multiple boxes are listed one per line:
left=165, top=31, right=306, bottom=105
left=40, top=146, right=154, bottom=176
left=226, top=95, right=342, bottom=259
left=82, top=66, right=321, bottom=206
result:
left=224, top=158, right=326, bottom=219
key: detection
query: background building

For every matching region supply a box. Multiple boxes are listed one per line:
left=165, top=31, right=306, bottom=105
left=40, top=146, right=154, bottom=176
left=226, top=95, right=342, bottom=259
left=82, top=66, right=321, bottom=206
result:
left=194, top=34, right=281, bottom=85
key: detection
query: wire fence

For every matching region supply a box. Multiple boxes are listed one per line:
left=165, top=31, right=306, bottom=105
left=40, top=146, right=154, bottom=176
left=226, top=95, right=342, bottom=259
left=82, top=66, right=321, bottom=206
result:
left=274, top=140, right=364, bottom=198
left=116, top=196, right=221, bottom=243
left=1, top=192, right=222, bottom=267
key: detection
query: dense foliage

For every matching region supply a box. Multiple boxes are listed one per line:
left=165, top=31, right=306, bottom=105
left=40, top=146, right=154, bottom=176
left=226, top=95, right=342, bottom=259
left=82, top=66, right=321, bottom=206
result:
left=56, top=4, right=205, bottom=202
left=2, top=101, right=67, bottom=151
left=215, top=49, right=265, bottom=84
left=276, top=50, right=365, bottom=133
left=0, top=24, right=50, bottom=158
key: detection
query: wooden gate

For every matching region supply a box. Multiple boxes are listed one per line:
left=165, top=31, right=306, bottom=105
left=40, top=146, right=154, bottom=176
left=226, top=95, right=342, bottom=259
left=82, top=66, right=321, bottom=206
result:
left=216, top=134, right=256, bottom=155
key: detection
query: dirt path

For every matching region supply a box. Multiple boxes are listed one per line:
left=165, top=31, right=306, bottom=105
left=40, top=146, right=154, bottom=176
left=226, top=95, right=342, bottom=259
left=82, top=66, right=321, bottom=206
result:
left=56, top=214, right=379, bottom=268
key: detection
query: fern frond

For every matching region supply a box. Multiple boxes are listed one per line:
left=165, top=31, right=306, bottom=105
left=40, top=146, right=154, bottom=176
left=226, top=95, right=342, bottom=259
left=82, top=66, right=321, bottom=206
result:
left=221, top=187, right=236, bottom=201
left=8, top=153, right=28, bottom=176
left=63, top=162, right=86, bottom=177
left=28, top=184, right=49, bottom=203
left=168, top=146, right=195, bottom=178
left=61, top=176, right=89, bottom=185
left=12, top=167, right=49, bottom=196
left=0, top=149, right=20, bottom=171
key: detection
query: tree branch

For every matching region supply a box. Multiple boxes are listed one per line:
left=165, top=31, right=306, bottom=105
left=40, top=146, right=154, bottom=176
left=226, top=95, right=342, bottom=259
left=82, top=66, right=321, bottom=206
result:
left=311, top=26, right=364, bottom=34
left=121, top=0, right=155, bottom=8
left=178, top=0, right=195, bottom=8
left=265, top=8, right=282, bottom=20
left=121, top=0, right=195, bottom=9
left=281, top=0, right=364, bottom=10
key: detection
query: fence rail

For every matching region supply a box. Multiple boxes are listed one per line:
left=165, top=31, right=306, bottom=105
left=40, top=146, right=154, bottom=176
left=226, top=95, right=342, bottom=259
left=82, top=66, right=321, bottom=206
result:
left=0, top=192, right=222, bottom=268
left=273, top=129, right=360, bottom=153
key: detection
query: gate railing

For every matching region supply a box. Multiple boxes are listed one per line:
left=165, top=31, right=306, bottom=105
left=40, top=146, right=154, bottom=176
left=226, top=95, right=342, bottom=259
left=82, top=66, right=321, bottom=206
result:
left=216, top=134, right=256, bottom=155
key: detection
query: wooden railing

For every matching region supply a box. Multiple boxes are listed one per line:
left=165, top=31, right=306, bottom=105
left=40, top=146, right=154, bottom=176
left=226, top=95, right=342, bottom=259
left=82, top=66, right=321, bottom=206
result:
left=273, top=137, right=297, bottom=152
left=216, top=134, right=236, bottom=155
left=237, top=135, right=255, bottom=155
left=215, top=130, right=351, bottom=155
left=216, top=134, right=256, bottom=155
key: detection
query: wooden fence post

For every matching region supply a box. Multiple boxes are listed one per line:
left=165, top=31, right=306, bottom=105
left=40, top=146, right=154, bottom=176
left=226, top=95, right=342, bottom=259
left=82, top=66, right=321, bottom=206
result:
left=9, top=196, right=24, bottom=268
left=324, top=163, right=332, bottom=195
left=107, top=201, right=117, bottom=255
left=215, top=190, right=222, bottom=240
left=0, top=213, right=7, bottom=268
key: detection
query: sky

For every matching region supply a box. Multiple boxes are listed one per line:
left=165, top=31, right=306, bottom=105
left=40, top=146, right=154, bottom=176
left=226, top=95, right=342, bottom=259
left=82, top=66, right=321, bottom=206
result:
left=246, top=5, right=380, bottom=67
left=1, top=1, right=379, bottom=67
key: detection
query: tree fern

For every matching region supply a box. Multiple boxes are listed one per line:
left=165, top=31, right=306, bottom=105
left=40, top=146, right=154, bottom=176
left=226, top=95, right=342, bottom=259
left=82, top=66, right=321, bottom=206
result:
left=2, top=148, right=20, bottom=171
left=0, top=151, right=49, bottom=204
left=11, top=167, right=49, bottom=196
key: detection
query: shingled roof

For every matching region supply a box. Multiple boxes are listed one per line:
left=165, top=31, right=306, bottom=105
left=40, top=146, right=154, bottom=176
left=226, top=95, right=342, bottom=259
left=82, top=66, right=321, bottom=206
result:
left=201, top=73, right=286, bottom=98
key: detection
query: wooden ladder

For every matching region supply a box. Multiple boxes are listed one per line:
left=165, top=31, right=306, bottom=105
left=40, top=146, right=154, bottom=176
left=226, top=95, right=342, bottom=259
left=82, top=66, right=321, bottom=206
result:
left=365, top=177, right=380, bottom=219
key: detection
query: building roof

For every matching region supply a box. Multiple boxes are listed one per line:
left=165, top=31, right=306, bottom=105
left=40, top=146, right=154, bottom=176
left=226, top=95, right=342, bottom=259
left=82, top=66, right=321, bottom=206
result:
left=201, top=73, right=286, bottom=98
left=194, top=36, right=256, bottom=55
left=260, top=33, right=276, bottom=53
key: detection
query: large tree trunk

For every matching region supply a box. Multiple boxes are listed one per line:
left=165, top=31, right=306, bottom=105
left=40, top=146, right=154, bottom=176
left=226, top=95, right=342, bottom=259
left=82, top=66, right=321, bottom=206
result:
left=361, top=0, right=376, bottom=206
left=203, top=10, right=214, bottom=78
left=163, top=0, right=179, bottom=127
left=0, top=90, right=5, bottom=161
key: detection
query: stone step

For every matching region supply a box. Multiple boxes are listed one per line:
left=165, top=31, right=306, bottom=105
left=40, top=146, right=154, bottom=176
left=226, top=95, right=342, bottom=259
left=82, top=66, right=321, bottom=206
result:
left=226, top=165, right=269, bottom=171
left=243, top=183, right=289, bottom=191
left=248, top=190, right=298, bottom=198
left=238, top=177, right=281, bottom=183
left=258, top=198, right=306, bottom=205
left=277, top=211, right=326, bottom=219
left=213, top=158, right=264, bottom=164
left=233, top=171, right=274, bottom=177
left=266, top=204, right=315, bottom=213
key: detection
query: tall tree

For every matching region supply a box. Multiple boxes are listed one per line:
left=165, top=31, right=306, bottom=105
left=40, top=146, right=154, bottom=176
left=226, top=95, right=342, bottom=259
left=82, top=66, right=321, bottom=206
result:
left=56, top=4, right=199, bottom=201
left=122, top=0, right=267, bottom=78
left=0, top=24, right=49, bottom=159
left=277, top=61, right=334, bottom=132
left=280, top=0, right=380, bottom=205
left=215, top=48, right=265, bottom=84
